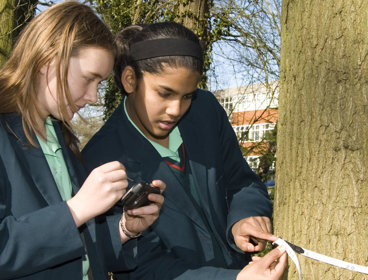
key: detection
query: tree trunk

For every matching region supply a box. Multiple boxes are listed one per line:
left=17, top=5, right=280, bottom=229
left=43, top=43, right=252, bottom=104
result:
left=0, top=0, right=14, bottom=65
left=0, top=0, right=37, bottom=66
left=176, top=0, right=212, bottom=88
left=177, top=0, right=208, bottom=32
left=274, top=1, right=368, bottom=279
left=12, top=0, right=37, bottom=42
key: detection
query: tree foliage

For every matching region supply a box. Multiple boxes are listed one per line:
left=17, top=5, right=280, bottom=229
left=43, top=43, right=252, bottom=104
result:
left=2, top=0, right=282, bottom=176
left=85, top=0, right=281, bottom=181
left=89, top=0, right=217, bottom=119
left=210, top=0, right=280, bottom=181
left=210, top=0, right=280, bottom=88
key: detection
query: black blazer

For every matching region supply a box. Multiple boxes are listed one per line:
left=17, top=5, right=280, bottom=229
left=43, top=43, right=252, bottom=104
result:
left=0, top=113, right=135, bottom=279
left=83, top=90, right=272, bottom=280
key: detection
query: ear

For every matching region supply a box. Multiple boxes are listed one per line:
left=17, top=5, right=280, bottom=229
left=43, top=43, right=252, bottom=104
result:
left=40, top=58, right=55, bottom=75
left=121, top=66, right=137, bottom=94
left=40, top=63, right=49, bottom=75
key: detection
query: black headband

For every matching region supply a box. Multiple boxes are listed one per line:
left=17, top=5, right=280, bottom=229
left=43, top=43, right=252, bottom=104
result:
left=130, top=38, right=203, bottom=61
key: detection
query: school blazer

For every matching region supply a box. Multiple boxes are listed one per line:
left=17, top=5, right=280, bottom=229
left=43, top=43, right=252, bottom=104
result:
left=82, top=89, right=273, bottom=280
left=0, top=113, right=135, bottom=280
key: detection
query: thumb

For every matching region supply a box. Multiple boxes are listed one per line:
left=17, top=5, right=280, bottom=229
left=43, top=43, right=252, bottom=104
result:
left=247, top=228, right=278, bottom=242
left=259, top=246, right=286, bottom=268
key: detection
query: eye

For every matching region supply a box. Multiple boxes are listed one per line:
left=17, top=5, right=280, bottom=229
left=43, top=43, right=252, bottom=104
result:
left=158, top=91, right=171, bottom=98
left=84, top=76, right=94, bottom=83
left=183, top=93, right=194, bottom=100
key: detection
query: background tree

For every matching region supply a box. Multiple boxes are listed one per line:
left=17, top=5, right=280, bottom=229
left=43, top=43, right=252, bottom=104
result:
left=90, top=0, right=214, bottom=118
left=210, top=0, right=280, bottom=88
left=0, top=0, right=38, bottom=65
left=211, top=0, right=281, bottom=181
left=274, top=1, right=368, bottom=279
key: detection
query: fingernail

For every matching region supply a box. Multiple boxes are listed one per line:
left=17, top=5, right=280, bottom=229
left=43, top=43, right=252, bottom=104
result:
left=277, top=245, right=286, bottom=252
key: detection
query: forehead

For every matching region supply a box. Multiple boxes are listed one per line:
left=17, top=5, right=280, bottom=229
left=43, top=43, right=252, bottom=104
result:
left=72, top=45, right=113, bottom=59
left=70, top=46, right=114, bottom=77
left=143, top=66, right=199, bottom=93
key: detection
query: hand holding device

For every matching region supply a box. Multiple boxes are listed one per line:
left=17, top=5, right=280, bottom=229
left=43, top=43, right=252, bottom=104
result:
left=118, top=181, right=160, bottom=210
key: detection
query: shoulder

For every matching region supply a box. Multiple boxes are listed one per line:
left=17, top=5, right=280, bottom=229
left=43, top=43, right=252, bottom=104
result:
left=0, top=113, right=22, bottom=143
left=0, top=113, right=21, bottom=128
left=82, top=102, right=128, bottom=167
left=85, top=102, right=124, bottom=147
left=192, top=89, right=219, bottom=106
left=186, top=89, right=228, bottom=123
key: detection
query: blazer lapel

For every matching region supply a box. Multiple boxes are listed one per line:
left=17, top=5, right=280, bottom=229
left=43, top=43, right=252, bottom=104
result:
left=4, top=115, right=62, bottom=205
left=179, top=117, right=212, bottom=220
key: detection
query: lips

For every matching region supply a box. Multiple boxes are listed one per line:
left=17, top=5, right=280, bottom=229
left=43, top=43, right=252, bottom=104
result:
left=158, top=120, right=176, bottom=131
left=73, top=104, right=84, bottom=112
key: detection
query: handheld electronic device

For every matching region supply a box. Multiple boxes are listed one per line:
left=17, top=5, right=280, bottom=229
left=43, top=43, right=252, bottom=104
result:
left=118, top=181, right=160, bottom=210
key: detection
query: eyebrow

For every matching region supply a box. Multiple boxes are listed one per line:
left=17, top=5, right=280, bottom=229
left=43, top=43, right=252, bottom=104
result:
left=159, top=85, right=197, bottom=96
left=89, top=72, right=104, bottom=80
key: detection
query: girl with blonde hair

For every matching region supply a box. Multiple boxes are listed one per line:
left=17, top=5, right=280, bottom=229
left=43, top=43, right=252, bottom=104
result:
left=0, top=2, right=165, bottom=279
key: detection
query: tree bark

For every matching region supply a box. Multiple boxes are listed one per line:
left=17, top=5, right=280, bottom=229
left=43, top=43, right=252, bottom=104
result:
left=0, top=0, right=37, bottom=66
left=274, top=1, right=368, bottom=279
left=176, top=0, right=212, bottom=88
left=0, top=0, right=14, bottom=66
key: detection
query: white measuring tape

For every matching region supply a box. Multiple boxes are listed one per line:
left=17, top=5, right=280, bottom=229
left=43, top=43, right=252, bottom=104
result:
left=273, top=238, right=368, bottom=280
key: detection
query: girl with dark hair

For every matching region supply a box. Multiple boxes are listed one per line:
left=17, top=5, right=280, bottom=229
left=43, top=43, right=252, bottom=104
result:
left=0, top=2, right=165, bottom=279
left=83, top=22, right=286, bottom=280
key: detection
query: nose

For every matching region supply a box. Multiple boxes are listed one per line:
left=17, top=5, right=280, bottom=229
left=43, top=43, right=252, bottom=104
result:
left=166, top=99, right=181, bottom=117
left=85, top=85, right=98, bottom=104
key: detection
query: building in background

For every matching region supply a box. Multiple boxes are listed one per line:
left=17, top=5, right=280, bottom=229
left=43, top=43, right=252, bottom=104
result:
left=214, top=82, right=278, bottom=175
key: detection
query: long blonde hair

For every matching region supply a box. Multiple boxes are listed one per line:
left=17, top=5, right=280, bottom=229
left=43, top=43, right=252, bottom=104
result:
left=0, top=1, right=115, bottom=153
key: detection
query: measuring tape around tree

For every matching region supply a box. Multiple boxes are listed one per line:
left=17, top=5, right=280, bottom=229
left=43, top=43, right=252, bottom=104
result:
left=273, top=238, right=368, bottom=280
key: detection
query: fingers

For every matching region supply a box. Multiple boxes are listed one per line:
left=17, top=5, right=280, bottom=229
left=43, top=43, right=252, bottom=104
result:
left=94, top=161, right=128, bottom=189
left=259, top=246, right=287, bottom=269
left=242, top=229, right=277, bottom=252
left=232, top=217, right=277, bottom=252
left=123, top=182, right=165, bottom=233
left=106, top=169, right=128, bottom=184
left=236, top=246, right=287, bottom=280
left=274, top=247, right=288, bottom=275
left=78, top=161, right=129, bottom=212
left=251, top=256, right=262, bottom=262
left=91, top=161, right=128, bottom=185
left=150, top=179, right=166, bottom=193
left=98, top=160, right=126, bottom=173
left=126, top=179, right=165, bottom=216
left=251, top=216, right=272, bottom=237
left=247, top=228, right=278, bottom=243
left=147, top=192, right=164, bottom=205
left=147, top=180, right=165, bottom=204
left=126, top=202, right=161, bottom=216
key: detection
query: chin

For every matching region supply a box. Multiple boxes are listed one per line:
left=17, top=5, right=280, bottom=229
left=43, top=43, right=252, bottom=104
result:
left=155, top=132, right=170, bottom=140
left=67, top=110, right=76, bottom=121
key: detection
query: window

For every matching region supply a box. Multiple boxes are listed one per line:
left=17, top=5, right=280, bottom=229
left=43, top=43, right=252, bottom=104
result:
left=246, top=156, right=259, bottom=171
left=233, top=123, right=275, bottom=142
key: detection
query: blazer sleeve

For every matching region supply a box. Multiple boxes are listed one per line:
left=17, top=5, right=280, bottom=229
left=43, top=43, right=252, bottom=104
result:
left=67, top=142, right=137, bottom=273
left=208, top=92, right=273, bottom=245
left=0, top=156, right=85, bottom=279
left=114, top=229, right=240, bottom=280
left=93, top=212, right=138, bottom=272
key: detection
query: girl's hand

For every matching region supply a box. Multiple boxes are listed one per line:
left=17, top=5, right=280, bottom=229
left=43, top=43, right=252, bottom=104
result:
left=236, top=246, right=287, bottom=280
left=120, top=180, right=165, bottom=241
left=67, top=161, right=128, bottom=226
left=232, top=216, right=274, bottom=252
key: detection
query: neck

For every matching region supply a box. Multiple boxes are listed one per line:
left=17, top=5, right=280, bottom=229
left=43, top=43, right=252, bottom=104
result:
left=125, top=97, right=170, bottom=148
